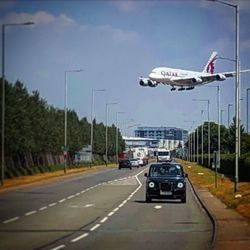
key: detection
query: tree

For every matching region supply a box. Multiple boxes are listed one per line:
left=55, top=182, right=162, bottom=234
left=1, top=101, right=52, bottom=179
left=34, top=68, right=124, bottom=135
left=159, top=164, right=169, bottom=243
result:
left=228, top=117, right=245, bottom=153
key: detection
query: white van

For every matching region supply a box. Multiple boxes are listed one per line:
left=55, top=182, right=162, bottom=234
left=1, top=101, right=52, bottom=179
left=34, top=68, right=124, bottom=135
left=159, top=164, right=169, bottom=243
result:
left=157, top=148, right=171, bottom=162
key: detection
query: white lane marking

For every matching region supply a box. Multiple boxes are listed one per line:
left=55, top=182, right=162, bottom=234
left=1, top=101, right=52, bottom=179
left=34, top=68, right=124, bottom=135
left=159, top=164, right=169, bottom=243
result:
left=100, top=217, right=108, bottom=223
left=39, top=206, right=48, bottom=211
left=71, top=233, right=89, bottom=243
left=49, top=203, right=57, bottom=207
left=3, top=217, right=20, bottom=224
left=25, top=210, right=37, bottom=216
left=108, top=211, right=114, bottom=217
left=67, top=195, right=75, bottom=199
left=75, top=192, right=80, bottom=196
left=113, top=207, right=119, bottom=212
left=154, top=205, right=162, bottom=210
left=84, top=204, right=94, bottom=208
left=90, top=224, right=100, bottom=231
left=59, top=199, right=66, bottom=203
left=50, top=245, right=66, bottom=250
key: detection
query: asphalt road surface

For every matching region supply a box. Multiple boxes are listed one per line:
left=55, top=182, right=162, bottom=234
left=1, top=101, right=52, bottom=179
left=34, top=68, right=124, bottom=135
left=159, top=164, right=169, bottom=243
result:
left=0, top=165, right=212, bottom=250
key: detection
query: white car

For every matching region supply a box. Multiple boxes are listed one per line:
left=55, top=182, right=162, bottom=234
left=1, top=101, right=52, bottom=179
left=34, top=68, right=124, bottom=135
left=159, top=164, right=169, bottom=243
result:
left=137, top=158, right=144, bottom=167
left=129, top=159, right=139, bottom=168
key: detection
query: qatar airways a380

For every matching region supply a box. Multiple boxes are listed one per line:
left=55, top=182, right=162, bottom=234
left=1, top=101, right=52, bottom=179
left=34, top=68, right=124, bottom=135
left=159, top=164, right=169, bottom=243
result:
left=139, top=51, right=250, bottom=91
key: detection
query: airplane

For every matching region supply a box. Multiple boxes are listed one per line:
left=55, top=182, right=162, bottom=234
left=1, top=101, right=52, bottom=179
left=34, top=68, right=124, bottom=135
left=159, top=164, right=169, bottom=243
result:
left=139, top=51, right=250, bottom=91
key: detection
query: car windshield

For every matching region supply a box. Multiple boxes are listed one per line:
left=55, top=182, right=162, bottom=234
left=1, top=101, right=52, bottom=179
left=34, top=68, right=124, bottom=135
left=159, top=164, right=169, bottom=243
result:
left=149, top=164, right=183, bottom=177
left=158, top=151, right=169, bottom=156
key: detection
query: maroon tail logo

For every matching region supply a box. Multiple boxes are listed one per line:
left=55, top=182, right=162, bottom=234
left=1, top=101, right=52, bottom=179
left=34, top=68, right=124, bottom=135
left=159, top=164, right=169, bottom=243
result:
left=206, top=58, right=216, bottom=74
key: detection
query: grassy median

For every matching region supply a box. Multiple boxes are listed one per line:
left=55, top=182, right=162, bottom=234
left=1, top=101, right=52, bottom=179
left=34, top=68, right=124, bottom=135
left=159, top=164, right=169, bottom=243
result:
left=180, top=160, right=250, bottom=222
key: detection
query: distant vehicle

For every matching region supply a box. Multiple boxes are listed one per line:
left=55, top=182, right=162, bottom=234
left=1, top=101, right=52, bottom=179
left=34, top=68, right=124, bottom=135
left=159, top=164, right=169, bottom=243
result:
left=129, top=158, right=140, bottom=168
left=144, top=163, right=187, bottom=203
left=118, top=159, right=132, bottom=170
left=139, top=51, right=250, bottom=91
left=157, top=148, right=171, bottom=162
left=137, top=158, right=144, bottom=167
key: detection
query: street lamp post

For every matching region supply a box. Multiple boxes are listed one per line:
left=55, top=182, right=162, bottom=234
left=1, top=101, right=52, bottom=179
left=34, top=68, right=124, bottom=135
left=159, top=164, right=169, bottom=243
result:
left=64, top=69, right=83, bottom=174
left=1, top=21, right=34, bottom=186
left=105, top=102, right=117, bottom=165
left=116, top=112, right=124, bottom=166
left=201, top=110, right=204, bottom=165
left=247, top=88, right=250, bottom=133
left=90, top=89, right=105, bottom=165
left=228, top=104, right=233, bottom=128
left=196, top=125, right=199, bottom=164
left=208, top=0, right=240, bottom=193
left=193, top=99, right=210, bottom=166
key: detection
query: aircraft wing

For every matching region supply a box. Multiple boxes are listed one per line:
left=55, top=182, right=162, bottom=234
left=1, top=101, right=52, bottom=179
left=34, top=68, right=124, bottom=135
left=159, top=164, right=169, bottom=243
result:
left=170, top=69, right=250, bottom=86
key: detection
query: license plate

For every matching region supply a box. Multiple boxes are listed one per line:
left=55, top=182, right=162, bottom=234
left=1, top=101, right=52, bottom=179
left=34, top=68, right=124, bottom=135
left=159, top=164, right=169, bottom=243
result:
left=160, top=191, right=172, bottom=195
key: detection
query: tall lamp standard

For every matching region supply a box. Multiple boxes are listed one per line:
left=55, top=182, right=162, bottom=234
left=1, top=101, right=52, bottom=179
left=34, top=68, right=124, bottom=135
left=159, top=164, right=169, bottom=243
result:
left=193, top=99, right=210, bottom=166
left=207, top=0, right=240, bottom=193
left=90, top=88, right=105, bottom=164
left=201, top=110, right=204, bottom=165
left=228, top=103, right=233, bottom=128
left=105, top=102, right=117, bottom=165
left=64, top=69, right=83, bottom=174
left=184, top=120, right=195, bottom=161
left=1, top=21, right=34, bottom=186
left=247, top=88, right=250, bottom=134
left=116, top=112, right=124, bottom=166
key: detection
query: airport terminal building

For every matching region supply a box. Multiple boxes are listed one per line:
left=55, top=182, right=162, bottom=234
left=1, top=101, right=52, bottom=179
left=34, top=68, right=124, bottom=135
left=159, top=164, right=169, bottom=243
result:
left=135, top=126, right=188, bottom=141
left=134, top=126, right=188, bottom=150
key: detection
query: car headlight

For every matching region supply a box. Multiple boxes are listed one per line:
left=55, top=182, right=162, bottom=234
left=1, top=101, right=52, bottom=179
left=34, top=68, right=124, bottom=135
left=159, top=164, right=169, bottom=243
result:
left=148, top=182, right=155, bottom=188
left=177, top=182, right=184, bottom=188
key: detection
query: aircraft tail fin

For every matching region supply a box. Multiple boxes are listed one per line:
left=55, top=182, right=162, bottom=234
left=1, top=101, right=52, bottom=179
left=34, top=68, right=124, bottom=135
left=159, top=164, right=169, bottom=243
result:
left=203, top=51, right=218, bottom=74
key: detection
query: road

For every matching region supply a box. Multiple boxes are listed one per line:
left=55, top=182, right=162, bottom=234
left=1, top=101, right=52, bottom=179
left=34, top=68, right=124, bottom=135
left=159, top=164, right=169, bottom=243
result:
left=0, top=165, right=213, bottom=250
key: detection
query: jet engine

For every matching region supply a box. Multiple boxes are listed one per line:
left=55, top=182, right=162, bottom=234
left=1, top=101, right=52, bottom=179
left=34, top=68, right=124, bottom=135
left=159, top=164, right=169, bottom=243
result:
left=148, top=80, right=158, bottom=87
left=215, top=74, right=226, bottom=81
left=139, top=78, right=149, bottom=86
left=191, top=77, right=202, bottom=83
left=139, top=78, right=158, bottom=87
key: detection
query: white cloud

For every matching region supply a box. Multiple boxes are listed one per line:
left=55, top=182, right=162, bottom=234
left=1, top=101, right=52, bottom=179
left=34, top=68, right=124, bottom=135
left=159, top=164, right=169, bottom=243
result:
left=97, top=24, right=139, bottom=43
left=1, top=11, right=75, bottom=27
left=112, top=0, right=138, bottom=12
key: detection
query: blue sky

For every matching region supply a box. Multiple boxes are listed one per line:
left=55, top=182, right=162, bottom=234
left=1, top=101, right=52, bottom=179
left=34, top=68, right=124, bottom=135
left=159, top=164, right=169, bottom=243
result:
left=0, top=0, right=250, bottom=135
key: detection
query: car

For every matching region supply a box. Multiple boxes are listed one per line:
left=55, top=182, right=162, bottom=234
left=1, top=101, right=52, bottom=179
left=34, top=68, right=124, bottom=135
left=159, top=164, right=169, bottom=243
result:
left=118, top=159, right=132, bottom=170
left=129, top=158, right=140, bottom=168
left=137, top=158, right=144, bottom=167
left=144, top=162, right=187, bottom=203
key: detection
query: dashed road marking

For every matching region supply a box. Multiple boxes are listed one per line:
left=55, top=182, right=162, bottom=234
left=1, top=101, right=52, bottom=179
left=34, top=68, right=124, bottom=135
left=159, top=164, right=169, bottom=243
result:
left=3, top=217, right=20, bottom=224
left=71, top=233, right=89, bottom=242
left=49, top=203, right=57, bottom=207
left=50, top=245, right=66, bottom=250
left=25, top=210, right=37, bottom=216
left=39, top=206, right=48, bottom=211
left=154, top=205, right=162, bottom=210
left=100, top=217, right=108, bottom=223
left=90, top=224, right=100, bottom=231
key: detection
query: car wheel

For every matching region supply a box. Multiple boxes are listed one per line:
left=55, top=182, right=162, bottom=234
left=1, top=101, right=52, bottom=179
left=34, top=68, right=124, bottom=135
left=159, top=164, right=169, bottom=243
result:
left=146, top=195, right=151, bottom=203
left=130, top=167, right=132, bottom=170
left=181, top=196, right=186, bottom=203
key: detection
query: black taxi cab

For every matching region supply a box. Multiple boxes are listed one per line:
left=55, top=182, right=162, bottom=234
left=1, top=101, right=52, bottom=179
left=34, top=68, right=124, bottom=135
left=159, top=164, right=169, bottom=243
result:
left=144, top=162, right=187, bottom=203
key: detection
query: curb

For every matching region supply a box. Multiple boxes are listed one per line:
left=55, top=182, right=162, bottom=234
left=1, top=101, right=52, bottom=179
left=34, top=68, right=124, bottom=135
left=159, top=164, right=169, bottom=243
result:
left=188, top=177, right=217, bottom=250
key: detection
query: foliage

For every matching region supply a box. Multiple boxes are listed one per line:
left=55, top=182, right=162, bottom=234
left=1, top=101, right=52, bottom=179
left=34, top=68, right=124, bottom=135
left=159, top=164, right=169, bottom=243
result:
left=0, top=79, right=125, bottom=176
